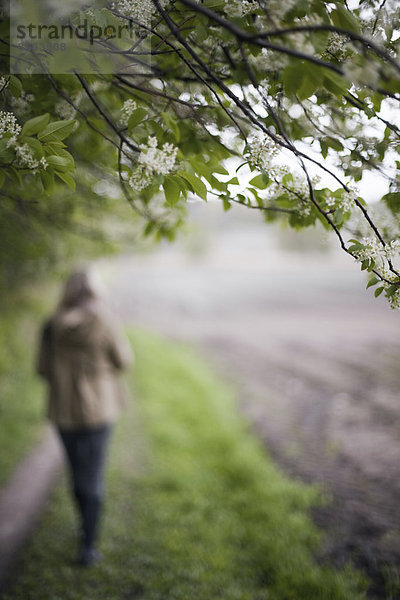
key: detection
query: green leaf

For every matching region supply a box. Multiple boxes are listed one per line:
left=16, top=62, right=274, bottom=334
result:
left=226, top=177, right=240, bottom=185
left=325, top=137, right=344, bottom=152
left=38, top=120, right=76, bottom=142
left=366, top=276, right=379, bottom=289
left=0, top=170, right=5, bottom=188
left=8, top=76, right=22, bottom=98
left=283, top=64, right=303, bottom=97
left=331, top=6, right=360, bottom=33
left=386, top=284, right=399, bottom=297
left=56, top=172, right=76, bottom=191
left=297, top=64, right=321, bottom=100
left=323, top=71, right=347, bottom=96
left=249, top=174, right=269, bottom=189
left=22, top=137, right=44, bottom=157
left=180, top=172, right=207, bottom=200
left=163, top=177, right=180, bottom=206
left=213, top=165, right=229, bottom=175
left=21, top=114, right=50, bottom=137
left=320, top=139, right=328, bottom=159
left=222, top=197, right=231, bottom=211
left=128, top=108, right=148, bottom=130
left=40, top=170, right=55, bottom=191
left=374, top=286, right=384, bottom=297
left=46, top=155, right=74, bottom=172
left=382, top=191, right=400, bottom=213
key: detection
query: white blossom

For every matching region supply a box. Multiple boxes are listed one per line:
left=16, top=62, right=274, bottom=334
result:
left=224, top=0, right=258, bottom=18
left=128, top=136, right=178, bottom=191
left=325, top=187, right=358, bottom=213
left=120, top=99, right=137, bottom=127
left=384, top=239, right=400, bottom=262
left=0, top=77, right=9, bottom=91
left=354, top=236, right=385, bottom=262
left=0, top=111, right=21, bottom=141
left=260, top=0, right=297, bottom=21
left=248, top=134, right=278, bottom=170
left=325, top=33, right=352, bottom=62
left=248, top=48, right=288, bottom=72
left=14, top=143, right=48, bottom=172
left=343, top=61, right=381, bottom=87
left=112, top=0, right=169, bottom=26
left=288, top=32, right=315, bottom=56
left=128, top=166, right=152, bottom=191
left=10, top=91, right=35, bottom=116
left=138, top=136, right=178, bottom=175
left=55, top=99, right=76, bottom=120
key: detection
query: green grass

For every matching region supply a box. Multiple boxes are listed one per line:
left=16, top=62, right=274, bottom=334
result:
left=0, top=289, right=57, bottom=485
left=3, top=330, right=367, bottom=600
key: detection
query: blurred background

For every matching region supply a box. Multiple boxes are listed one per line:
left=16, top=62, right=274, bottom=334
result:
left=1, top=197, right=399, bottom=597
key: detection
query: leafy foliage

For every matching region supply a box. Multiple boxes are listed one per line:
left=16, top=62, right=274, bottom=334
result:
left=1, top=0, right=400, bottom=304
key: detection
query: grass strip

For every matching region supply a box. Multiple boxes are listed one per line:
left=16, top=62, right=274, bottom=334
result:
left=0, top=290, right=55, bottom=485
left=3, top=329, right=367, bottom=599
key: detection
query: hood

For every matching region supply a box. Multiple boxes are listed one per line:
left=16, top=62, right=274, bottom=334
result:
left=52, top=305, right=98, bottom=348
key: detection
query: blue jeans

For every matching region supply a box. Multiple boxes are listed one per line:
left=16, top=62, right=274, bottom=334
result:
left=58, top=425, right=112, bottom=549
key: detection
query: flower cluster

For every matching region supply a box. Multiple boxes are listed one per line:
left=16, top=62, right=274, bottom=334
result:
left=0, top=111, right=21, bottom=142
left=353, top=236, right=400, bottom=271
left=353, top=236, right=385, bottom=262
left=325, top=33, right=352, bottom=62
left=248, top=135, right=279, bottom=171
left=260, top=0, right=297, bottom=21
left=120, top=99, right=137, bottom=127
left=10, top=90, right=35, bottom=116
left=55, top=99, right=76, bottom=120
left=224, top=0, right=258, bottom=18
left=248, top=49, right=288, bottom=72
left=112, top=0, right=169, bottom=26
left=14, top=143, right=48, bottom=172
left=325, top=187, right=358, bottom=213
left=0, top=77, right=9, bottom=91
left=259, top=164, right=314, bottom=218
left=129, top=136, right=178, bottom=191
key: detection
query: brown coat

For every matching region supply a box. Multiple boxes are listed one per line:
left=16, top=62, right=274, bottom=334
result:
left=37, top=301, right=132, bottom=429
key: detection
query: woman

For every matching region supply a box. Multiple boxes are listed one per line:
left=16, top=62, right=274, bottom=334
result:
left=36, top=269, right=132, bottom=566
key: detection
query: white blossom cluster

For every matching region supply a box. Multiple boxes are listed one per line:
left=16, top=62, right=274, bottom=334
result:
left=353, top=237, right=400, bottom=269
left=15, top=143, right=48, bottom=172
left=379, top=264, right=400, bottom=309
left=10, top=90, right=35, bottom=116
left=388, top=291, right=400, bottom=309
left=0, top=77, right=9, bottom=91
left=325, top=33, right=352, bottom=62
left=129, top=136, right=178, bottom=191
left=257, top=164, right=314, bottom=218
left=383, top=239, right=400, bottom=262
left=248, top=49, right=288, bottom=72
left=224, top=0, right=258, bottom=18
left=248, top=135, right=279, bottom=170
left=55, top=99, right=77, bottom=120
left=120, top=99, right=137, bottom=127
left=0, top=111, right=21, bottom=143
left=343, top=61, right=381, bottom=87
left=259, top=0, right=297, bottom=21
left=325, top=187, right=358, bottom=213
left=287, top=32, right=315, bottom=56
left=278, top=171, right=313, bottom=217
left=112, top=0, right=169, bottom=26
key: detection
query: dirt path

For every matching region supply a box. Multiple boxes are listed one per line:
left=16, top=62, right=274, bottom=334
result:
left=99, top=213, right=400, bottom=599
left=0, top=427, right=62, bottom=590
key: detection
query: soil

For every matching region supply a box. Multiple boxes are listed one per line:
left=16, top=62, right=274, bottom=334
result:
left=100, top=212, right=400, bottom=599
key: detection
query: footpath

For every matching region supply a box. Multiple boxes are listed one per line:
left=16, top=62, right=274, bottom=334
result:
left=0, top=426, right=63, bottom=591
